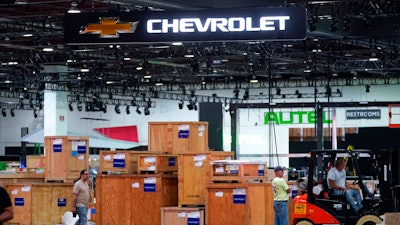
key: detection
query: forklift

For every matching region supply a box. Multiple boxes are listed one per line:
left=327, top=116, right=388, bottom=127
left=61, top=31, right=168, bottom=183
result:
left=292, top=149, right=395, bottom=225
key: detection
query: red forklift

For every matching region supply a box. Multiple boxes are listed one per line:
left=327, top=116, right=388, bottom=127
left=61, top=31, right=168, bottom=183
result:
left=292, top=149, right=394, bottom=225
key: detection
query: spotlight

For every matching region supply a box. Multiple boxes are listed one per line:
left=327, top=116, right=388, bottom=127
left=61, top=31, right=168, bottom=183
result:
left=325, top=85, right=332, bottom=97
left=68, top=102, right=73, bottom=111
left=114, top=104, right=121, bottom=114
left=1, top=108, right=6, bottom=117
left=187, top=101, right=194, bottom=110
left=126, top=105, right=130, bottom=114
left=178, top=100, right=183, bottom=110
left=103, top=104, right=107, bottom=113
left=144, top=107, right=150, bottom=116
left=68, top=1, right=81, bottom=13
left=29, top=99, right=34, bottom=108
left=10, top=109, right=15, bottom=117
left=77, top=102, right=82, bottom=111
left=243, top=88, right=249, bottom=100
left=136, top=106, right=141, bottom=115
left=233, top=89, right=240, bottom=99
left=365, top=84, right=370, bottom=93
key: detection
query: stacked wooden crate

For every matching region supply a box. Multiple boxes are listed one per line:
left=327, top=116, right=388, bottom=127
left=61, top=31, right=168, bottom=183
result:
left=5, top=183, right=74, bottom=225
left=44, top=136, right=89, bottom=183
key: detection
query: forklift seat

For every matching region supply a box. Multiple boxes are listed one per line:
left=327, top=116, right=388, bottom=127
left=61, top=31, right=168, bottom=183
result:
left=328, top=189, right=347, bottom=202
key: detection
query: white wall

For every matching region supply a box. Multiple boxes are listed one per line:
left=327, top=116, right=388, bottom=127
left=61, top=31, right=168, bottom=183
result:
left=0, top=84, right=399, bottom=160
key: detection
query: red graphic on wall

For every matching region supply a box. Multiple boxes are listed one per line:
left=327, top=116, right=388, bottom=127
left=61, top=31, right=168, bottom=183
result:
left=94, top=125, right=138, bottom=142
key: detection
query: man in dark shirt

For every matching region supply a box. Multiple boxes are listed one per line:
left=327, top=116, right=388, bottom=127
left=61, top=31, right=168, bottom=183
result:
left=0, top=186, right=13, bottom=225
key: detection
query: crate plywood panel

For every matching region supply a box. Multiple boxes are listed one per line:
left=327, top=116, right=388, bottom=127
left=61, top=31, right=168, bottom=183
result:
left=171, top=122, right=208, bottom=154
left=161, top=207, right=205, bottom=225
left=31, top=183, right=74, bottom=225
left=44, top=137, right=67, bottom=181
left=206, top=183, right=274, bottom=225
left=206, top=183, right=247, bottom=225
left=129, top=175, right=178, bottom=225
left=44, top=136, right=89, bottom=182
left=148, top=123, right=173, bottom=153
left=26, top=155, right=45, bottom=168
left=137, top=154, right=178, bottom=174
left=5, top=184, right=32, bottom=225
left=96, top=175, right=131, bottom=225
left=99, top=150, right=155, bottom=174
left=178, top=153, right=209, bottom=206
left=148, top=122, right=209, bottom=154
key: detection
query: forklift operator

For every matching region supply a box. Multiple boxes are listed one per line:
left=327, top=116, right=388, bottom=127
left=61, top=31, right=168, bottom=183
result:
left=327, top=158, right=364, bottom=214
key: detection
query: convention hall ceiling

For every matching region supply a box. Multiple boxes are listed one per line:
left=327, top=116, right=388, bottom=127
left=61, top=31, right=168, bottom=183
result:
left=0, top=0, right=399, bottom=107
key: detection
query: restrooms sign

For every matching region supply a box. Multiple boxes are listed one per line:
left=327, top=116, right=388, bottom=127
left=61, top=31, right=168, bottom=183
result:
left=64, top=7, right=307, bottom=44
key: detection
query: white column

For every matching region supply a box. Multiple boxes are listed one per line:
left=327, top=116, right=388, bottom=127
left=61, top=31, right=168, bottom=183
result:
left=43, top=90, right=68, bottom=136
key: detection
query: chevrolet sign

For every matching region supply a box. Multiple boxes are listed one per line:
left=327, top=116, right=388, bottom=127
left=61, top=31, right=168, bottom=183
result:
left=64, top=7, right=307, bottom=44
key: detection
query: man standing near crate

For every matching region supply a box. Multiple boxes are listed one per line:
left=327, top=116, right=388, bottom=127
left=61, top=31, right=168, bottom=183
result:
left=72, top=170, right=90, bottom=225
left=0, top=186, right=13, bottom=224
left=272, top=166, right=291, bottom=225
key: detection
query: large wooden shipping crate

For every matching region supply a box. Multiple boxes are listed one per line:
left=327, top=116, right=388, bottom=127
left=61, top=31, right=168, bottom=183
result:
left=96, top=174, right=178, bottom=225
left=26, top=155, right=46, bottom=168
left=161, top=207, right=205, bottom=225
left=44, top=136, right=89, bottom=182
left=178, top=151, right=234, bottom=206
left=148, top=122, right=209, bottom=154
left=206, top=182, right=275, bottom=225
left=5, top=184, right=32, bottom=225
left=99, top=150, right=151, bottom=174
left=31, top=183, right=74, bottom=225
left=137, top=154, right=178, bottom=174
left=210, top=160, right=267, bottom=183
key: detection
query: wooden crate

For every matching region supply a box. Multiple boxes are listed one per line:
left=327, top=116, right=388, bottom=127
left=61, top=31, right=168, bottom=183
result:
left=137, top=154, right=178, bottom=174
left=0, top=173, right=44, bottom=187
left=178, top=151, right=234, bottom=206
left=44, top=136, right=89, bottom=182
left=148, top=122, right=209, bottom=154
left=99, top=150, right=153, bottom=174
left=31, top=183, right=74, bottom=225
left=161, top=207, right=205, bottom=225
left=96, top=174, right=178, bottom=225
left=210, top=160, right=267, bottom=183
left=206, top=182, right=276, bottom=225
left=26, top=155, right=45, bottom=168
left=5, top=184, right=32, bottom=225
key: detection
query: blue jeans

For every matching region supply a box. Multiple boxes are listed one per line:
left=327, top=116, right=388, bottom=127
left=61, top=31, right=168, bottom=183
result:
left=332, top=189, right=363, bottom=212
left=74, top=206, right=88, bottom=225
left=274, top=201, right=289, bottom=225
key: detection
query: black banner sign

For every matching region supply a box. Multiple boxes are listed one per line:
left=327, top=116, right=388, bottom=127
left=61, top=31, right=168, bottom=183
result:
left=64, top=7, right=307, bottom=44
left=346, top=109, right=381, bottom=119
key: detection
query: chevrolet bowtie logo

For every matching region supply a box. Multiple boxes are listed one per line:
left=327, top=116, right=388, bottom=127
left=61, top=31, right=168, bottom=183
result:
left=80, top=17, right=139, bottom=38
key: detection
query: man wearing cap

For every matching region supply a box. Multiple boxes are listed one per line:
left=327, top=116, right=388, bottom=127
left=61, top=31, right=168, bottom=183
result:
left=272, top=166, right=291, bottom=225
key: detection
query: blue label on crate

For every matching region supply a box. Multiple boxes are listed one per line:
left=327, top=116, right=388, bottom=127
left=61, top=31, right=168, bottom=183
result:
left=144, top=183, right=156, bottom=192
left=258, top=170, right=264, bottom=176
left=15, top=197, right=24, bottom=206
left=91, top=208, right=96, bottom=214
left=113, top=159, right=125, bottom=168
left=53, top=144, right=62, bottom=152
left=168, top=157, right=176, bottom=166
left=58, top=198, right=66, bottom=207
left=233, top=194, right=246, bottom=204
left=178, top=130, right=189, bottom=138
left=188, top=218, right=200, bottom=225
left=77, top=145, right=86, bottom=154
left=229, top=170, right=238, bottom=175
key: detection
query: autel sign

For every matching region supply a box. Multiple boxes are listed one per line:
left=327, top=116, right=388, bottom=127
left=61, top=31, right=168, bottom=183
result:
left=64, top=7, right=307, bottom=44
left=264, top=111, right=332, bottom=125
left=146, top=16, right=290, bottom=33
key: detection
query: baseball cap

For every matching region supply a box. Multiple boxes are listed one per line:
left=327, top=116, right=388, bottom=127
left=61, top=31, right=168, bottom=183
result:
left=274, top=166, right=286, bottom=172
